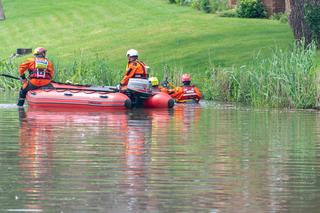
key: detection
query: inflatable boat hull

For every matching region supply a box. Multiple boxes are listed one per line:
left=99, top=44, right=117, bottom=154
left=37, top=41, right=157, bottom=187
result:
left=26, top=86, right=131, bottom=110
left=143, top=92, right=174, bottom=108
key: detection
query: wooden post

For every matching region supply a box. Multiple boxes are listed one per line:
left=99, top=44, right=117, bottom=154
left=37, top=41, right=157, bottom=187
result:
left=0, top=0, right=5, bottom=21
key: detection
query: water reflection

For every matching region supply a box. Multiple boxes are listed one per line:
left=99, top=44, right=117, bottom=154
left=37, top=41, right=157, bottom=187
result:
left=17, top=108, right=127, bottom=212
left=172, top=104, right=201, bottom=136
left=17, top=108, right=52, bottom=212
left=4, top=101, right=320, bottom=213
left=122, top=108, right=178, bottom=212
left=16, top=107, right=176, bottom=212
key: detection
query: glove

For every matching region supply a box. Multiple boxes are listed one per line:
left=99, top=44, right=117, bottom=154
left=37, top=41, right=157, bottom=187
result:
left=161, top=81, right=168, bottom=88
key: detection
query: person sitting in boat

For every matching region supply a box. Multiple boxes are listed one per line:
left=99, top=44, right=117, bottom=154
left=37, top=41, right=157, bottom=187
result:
left=148, top=76, right=169, bottom=93
left=17, top=47, right=54, bottom=106
left=169, top=74, right=202, bottom=103
left=120, top=49, right=148, bottom=90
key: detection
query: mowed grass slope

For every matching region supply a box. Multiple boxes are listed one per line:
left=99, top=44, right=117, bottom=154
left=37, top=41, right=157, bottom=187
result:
left=0, top=0, right=293, bottom=73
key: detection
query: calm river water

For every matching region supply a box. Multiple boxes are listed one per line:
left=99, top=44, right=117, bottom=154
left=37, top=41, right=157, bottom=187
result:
left=1, top=92, right=320, bottom=213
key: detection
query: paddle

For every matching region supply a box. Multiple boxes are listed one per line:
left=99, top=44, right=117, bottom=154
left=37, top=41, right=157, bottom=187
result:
left=0, top=73, right=20, bottom=80
left=0, top=73, right=119, bottom=93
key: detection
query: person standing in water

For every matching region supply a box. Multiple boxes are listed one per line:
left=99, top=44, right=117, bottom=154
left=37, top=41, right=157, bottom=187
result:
left=17, top=47, right=54, bottom=106
left=169, top=74, right=202, bottom=103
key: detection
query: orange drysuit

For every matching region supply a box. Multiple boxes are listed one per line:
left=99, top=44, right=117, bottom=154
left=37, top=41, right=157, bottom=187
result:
left=19, top=57, right=54, bottom=87
left=120, top=60, right=147, bottom=86
left=170, top=85, right=202, bottom=103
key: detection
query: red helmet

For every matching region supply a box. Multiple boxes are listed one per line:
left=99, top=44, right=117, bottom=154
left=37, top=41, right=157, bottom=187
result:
left=33, top=47, right=47, bottom=56
left=181, top=74, right=191, bottom=83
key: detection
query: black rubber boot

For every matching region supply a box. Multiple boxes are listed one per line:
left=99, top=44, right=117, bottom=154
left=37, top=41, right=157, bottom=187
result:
left=17, top=98, right=25, bottom=107
left=17, top=89, right=27, bottom=107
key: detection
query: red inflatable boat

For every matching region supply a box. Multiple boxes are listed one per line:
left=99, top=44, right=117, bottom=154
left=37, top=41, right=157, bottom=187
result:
left=26, top=81, right=174, bottom=109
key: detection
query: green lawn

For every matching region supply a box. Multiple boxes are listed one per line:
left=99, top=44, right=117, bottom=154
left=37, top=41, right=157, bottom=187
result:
left=0, top=0, right=295, bottom=74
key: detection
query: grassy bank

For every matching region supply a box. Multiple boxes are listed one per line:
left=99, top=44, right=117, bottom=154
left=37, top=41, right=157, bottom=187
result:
left=0, top=0, right=293, bottom=72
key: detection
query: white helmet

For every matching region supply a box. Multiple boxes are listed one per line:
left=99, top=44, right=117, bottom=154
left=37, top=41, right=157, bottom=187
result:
left=126, top=49, right=138, bottom=57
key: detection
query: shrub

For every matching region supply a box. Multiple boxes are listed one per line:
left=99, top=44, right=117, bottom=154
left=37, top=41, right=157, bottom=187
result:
left=191, top=0, right=201, bottom=10
left=279, top=14, right=288, bottom=23
left=175, top=0, right=190, bottom=5
left=171, top=0, right=227, bottom=14
left=200, top=0, right=212, bottom=13
left=217, top=9, right=238, bottom=17
left=210, top=0, right=228, bottom=12
left=236, top=0, right=267, bottom=18
left=168, top=0, right=176, bottom=3
left=270, top=12, right=288, bottom=23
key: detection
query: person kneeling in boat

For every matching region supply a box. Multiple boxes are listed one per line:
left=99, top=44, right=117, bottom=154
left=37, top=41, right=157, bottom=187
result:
left=169, top=74, right=202, bottom=103
left=119, top=49, right=148, bottom=90
left=17, top=47, right=54, bottom=106
left=149, top=77, right=169, bottom=93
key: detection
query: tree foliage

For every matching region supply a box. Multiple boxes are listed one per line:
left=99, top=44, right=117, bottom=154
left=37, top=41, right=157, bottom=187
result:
left=200, top=0, right=212, bottom=13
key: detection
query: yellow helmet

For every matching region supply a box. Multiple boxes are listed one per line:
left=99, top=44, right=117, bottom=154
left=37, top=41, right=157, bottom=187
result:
left=33, top=47, right=47, bottom=56
left=148, top=77, right=159, bottom=86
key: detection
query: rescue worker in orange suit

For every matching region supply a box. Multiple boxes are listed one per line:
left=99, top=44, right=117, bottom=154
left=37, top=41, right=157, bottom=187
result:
left=120, top=49, right=147, bottom=90
left=17, top=47, right=54, bottom=106
left=148, top=76, right=169, bottom=93
left=169, top=74, right=202, bottom=103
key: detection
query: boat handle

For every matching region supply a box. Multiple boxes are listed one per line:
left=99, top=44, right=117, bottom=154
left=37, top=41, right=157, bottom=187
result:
left=64, top=93, right=73, bottom=96
left=100, top=95, right=108, bottom=98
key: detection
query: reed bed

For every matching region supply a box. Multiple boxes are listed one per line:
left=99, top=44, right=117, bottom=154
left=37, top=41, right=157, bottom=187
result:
left=52, top=55, right=121, bottom=86
left=203, top=41, right=318, bottom=108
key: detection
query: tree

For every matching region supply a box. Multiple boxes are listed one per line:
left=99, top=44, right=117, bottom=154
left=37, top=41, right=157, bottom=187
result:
left=0, top=0, right=5, bottom=21
left=288, top=0, right=320, bottom=48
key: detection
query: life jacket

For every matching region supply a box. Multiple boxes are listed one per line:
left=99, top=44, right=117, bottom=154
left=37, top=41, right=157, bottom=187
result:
left=178, top=86, right=199, bottom=102
left=28, top=58, right=52, bottom=80
left=130, top=61, right=147, bottom=79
